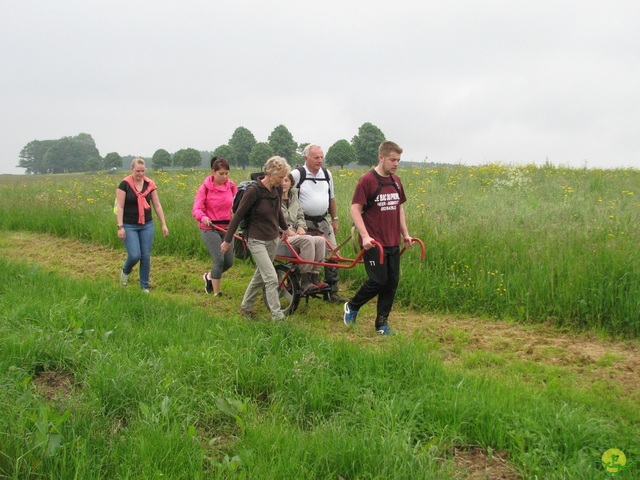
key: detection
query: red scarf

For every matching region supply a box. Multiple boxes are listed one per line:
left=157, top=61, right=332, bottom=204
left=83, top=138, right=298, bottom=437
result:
left=123, top=175, right=157, bottom=224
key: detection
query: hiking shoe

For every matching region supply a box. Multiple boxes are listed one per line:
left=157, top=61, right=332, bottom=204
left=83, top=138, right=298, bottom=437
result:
left=300, top=273, right=320, bottom=295
left=310, top=273, right=328, bottom=290
left=301, top=283, right=320, bottom=295
left=240, top=308, right=256, bottom=320
left=120, top=271, right=129, bottom=287
left=376, top=324, right=392, bottom=336
left=343, top=302, right=358, bottom=326
left=327, top=291, right=346, bottom=303
left=203, top=272, right=213, bottom=294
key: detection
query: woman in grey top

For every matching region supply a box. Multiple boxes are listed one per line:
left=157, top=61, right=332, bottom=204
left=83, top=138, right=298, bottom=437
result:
left=278, top=173, right=326, bottom=294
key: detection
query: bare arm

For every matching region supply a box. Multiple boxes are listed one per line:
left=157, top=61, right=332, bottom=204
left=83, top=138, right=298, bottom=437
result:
left=350, top=202, right=376, bottom=249
left=329, top=197, right=339, bottom=233
left=399, top=204, right=413, bottom=246
left=116, top=188, right=126, bottom=240
left=150, top=190, right=169, bottom=237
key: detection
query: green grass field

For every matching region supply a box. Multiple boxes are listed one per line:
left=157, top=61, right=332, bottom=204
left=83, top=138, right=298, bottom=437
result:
left=1, top=164, right=639, bottom=336
left=0, top=164, right=639, bottom=478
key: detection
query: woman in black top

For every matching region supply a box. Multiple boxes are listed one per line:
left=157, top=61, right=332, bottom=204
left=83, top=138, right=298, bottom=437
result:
left=115, top=157, right=169, bottom=292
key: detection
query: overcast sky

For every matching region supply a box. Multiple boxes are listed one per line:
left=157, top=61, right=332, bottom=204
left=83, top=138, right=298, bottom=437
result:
left=2, top=0, right=639, bottom=174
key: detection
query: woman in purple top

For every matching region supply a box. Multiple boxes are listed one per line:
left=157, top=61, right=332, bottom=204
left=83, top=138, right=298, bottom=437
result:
left=192, top=156, right=238, bottom=296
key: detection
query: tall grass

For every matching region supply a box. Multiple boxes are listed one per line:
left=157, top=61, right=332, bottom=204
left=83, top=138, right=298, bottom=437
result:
left=0, top=164, right=639, bottom=336
left=0, top=258, right=636, bottom=478
left=395, top=164, right=640, bottom=335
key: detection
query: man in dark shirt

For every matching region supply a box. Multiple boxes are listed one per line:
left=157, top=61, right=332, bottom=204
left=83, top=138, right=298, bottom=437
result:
left=343, top=141, right=414, bottom=335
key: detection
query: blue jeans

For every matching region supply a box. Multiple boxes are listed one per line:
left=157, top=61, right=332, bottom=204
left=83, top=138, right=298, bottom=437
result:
left=122, top=222, right=155, bottom=289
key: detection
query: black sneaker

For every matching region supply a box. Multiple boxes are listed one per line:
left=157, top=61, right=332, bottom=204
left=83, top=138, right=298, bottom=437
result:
left=203, top=272, right=213, bottom=294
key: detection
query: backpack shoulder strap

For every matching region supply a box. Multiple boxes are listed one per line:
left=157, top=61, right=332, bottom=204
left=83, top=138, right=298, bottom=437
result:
left=363, top=170, right=400, bottom=213
left=247, top=180, right=262, bottom=208
left=295, top=166, right=306, bottom=188
left=322, top=166, right=332, bottom=197
left=296, top=166, right=332, bottom=206
left=237, top=181, right=261, bottom=232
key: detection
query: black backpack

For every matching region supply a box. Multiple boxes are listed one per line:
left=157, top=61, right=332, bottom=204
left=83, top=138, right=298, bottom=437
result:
left=232, top=181, right=259, bottom=230
left=231, top=180, right=259, bottom=260
left=231, top=171, right=266, bottom=228
left=231, top=177, right=282, bottom=260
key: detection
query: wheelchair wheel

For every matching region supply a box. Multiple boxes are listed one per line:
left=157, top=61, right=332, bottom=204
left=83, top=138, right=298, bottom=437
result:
left=275, top=264, right=301, bottom=315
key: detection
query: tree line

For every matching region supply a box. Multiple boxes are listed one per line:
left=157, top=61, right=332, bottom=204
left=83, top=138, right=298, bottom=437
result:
left=17, top=123, right=386, bottom=174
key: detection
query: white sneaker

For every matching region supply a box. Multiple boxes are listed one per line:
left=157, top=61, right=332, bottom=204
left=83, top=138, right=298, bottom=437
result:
left=142, top=288, right=150, bottom=294
left=120, top=271, right=129, bottom=286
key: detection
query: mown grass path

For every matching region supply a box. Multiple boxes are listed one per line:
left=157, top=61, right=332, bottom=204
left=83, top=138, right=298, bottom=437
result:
left=3, top=230, right=638, bottom=408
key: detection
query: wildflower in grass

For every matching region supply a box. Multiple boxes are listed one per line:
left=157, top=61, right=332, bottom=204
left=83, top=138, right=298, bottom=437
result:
left=493, top=167, right=532, bottom=190
left=449, top=261, right=472, bottom=289
left=480, top=178, right=494, bottom=187
left=338, top=170, right=357, bottom=181
left=292, top=351, right=326, bottom=378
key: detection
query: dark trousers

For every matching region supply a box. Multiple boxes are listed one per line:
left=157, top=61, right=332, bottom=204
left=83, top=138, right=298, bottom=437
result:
left=349, top=246, right=401, bottom=323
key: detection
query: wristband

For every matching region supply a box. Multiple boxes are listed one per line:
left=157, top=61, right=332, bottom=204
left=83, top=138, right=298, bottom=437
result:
left=117, top=224, right=124, bottom=229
